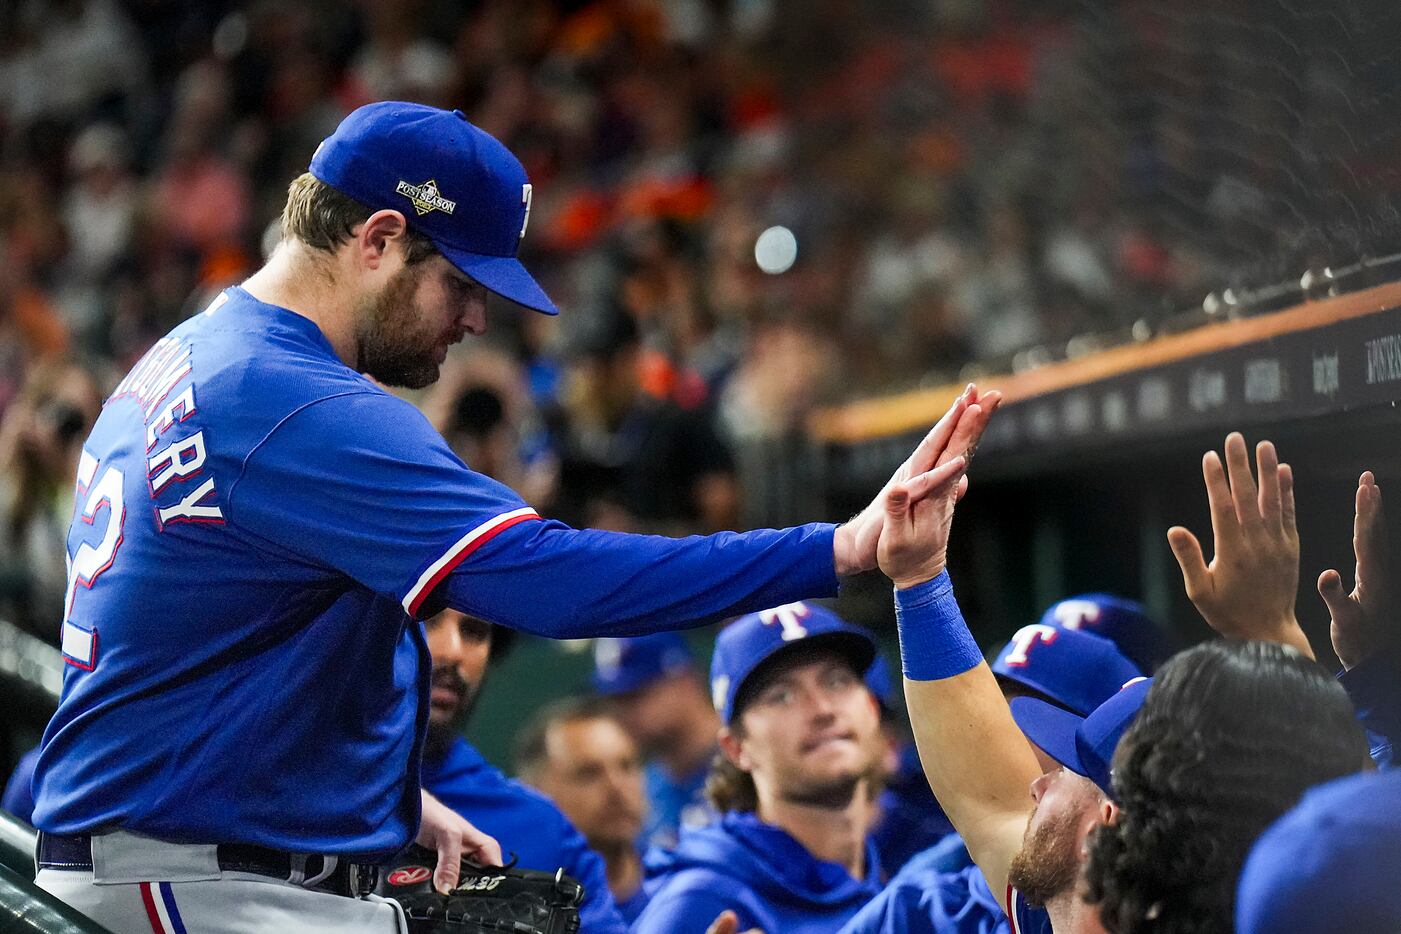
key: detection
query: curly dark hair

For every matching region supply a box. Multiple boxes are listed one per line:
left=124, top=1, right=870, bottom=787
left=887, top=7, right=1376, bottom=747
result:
left=1085, top=640, right=1368, bottom=933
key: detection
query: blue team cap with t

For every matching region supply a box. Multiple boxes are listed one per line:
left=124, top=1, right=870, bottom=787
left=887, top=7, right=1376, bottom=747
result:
left=1236, top=769, right=1401, bottom=933
left=592, top=633, right=694, bottom=696
left=1009, top=677, right=1152, bottom=797
left=309, top=101, right=557, bottom=315
left=711, top=603, right=876, bottom=725
left=1039, top=594, right=1173, bottom=672
left=993, top=624, right=1144, bottom=716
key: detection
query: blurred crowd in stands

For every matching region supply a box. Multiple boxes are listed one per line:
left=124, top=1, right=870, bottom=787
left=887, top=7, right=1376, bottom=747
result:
left=0, top=0, right=1390, bottom=630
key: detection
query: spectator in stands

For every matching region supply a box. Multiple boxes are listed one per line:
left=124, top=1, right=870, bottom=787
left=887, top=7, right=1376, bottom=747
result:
left=632, top=603, right=885, bottom=932
left=592, top=633, right=719, bottom=848
left=516, top=698, right=651, bottom=924
left=419, top=608, right=627, bottom=933
left=0, top=360, right=103, bottom=632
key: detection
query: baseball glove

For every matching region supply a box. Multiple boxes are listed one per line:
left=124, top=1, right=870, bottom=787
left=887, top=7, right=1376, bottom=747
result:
left=375, top=845, right=583, bottom=934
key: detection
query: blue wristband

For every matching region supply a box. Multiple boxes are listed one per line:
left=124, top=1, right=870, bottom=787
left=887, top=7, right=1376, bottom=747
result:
left=895, top=571, right=983, bottom=681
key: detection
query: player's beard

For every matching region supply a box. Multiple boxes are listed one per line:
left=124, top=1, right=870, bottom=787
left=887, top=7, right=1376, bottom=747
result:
left=354, top=264, right=441, bottom=389
left=424, top=667, right=483, bottom=761
left=1007, top=803, right=1083, bottom=908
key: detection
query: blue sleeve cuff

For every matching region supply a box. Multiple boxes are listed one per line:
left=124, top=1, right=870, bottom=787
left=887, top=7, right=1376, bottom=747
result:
left=895, top=571, right=983, bottom=681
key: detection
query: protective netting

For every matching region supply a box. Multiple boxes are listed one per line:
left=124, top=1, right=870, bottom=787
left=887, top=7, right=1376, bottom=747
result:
left=766, top=0, right=1401, bottom=381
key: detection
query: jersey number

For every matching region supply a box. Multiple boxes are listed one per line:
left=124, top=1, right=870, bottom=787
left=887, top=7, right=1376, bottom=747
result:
left=61, top=453, right=126, bottom=669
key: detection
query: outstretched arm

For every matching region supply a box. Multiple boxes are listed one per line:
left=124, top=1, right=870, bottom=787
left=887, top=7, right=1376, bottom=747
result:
left=876, top=407, right=1039, bottom=899
left=436, top=389, right=999, bottom=638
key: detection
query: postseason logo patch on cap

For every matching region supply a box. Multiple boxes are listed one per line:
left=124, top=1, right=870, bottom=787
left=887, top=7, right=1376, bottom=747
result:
left=395, top=179, right=457, bottom=216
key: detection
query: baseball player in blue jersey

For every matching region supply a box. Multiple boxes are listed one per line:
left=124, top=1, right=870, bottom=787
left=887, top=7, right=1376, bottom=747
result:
left=591, top=633, right=719, bottom=848
left=632, top=603, right=887, bottom=933
left=843, top=623, right=1145, bottom=934
left=31, top=99, right=995, bottom=933
left=417, top=608, right=627, bottom=933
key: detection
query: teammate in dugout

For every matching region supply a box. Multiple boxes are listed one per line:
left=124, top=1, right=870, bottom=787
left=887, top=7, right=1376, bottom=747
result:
left=882, top=431, right=1376, bottom=934
left=29, top=99, right=994, bottom=933
left=416, top=609, right=628, bottom=933
left=631, top=603, right=887, bottom=933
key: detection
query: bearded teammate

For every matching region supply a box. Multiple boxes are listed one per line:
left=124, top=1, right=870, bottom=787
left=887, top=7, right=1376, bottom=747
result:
left=30, top=101, right=994, bottom=933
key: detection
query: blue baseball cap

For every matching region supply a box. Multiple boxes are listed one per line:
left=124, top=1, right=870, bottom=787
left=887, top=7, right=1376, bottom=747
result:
left=1009, top=677, right=1152, bottom=797
left=710, top=602, right=877, bottom=725
left=309, top=101, right=557, bottom=315
left=1040, top=594, right=1174, bottom=672
left=865, top=651, right=894, bottom=711
left=993, top=624, right=1144, bottom=716
left=1236, top=769, right=1401, bottom=933
left=592, top=633, right=695, bottom=696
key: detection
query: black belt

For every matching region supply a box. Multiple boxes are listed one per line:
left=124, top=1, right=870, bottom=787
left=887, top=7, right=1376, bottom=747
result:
left=37, top=833, right=379, bottom=898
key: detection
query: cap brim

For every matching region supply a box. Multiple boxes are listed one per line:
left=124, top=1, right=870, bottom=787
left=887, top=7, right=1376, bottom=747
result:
left=438, top=244, right=559, bottom=315
left=1010, top=696, right=1089, bottom=777
left=730, top=631, right=877, bottom=723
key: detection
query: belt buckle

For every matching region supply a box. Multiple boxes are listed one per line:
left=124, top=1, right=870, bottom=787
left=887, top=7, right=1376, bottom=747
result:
left=352, top=863, right=378, bottom=898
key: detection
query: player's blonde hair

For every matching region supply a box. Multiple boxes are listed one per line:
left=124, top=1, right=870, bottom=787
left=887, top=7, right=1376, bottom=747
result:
left=280, top=172, right=438, bottom=264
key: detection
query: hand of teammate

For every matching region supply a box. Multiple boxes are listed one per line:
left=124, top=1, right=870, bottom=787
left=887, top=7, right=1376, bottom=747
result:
left=1318, top=471, right=1393, bottom=670
left=417, top=790, right=504, bottom=894
left=706, top=910, right=764, bottom=934
left=834, top=384, right=1000, bottom=577
left=874, top=448, right=971, bottom=589
left=1167, top=433, right=1312, bottom=657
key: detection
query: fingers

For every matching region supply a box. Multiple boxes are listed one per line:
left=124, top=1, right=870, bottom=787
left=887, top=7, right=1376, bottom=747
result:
left=1167, top=526, right=1211, bottom=603
left=707, top=911, right=740, bottom=934
left=1256, top=440, right=1282, bottom=527
left=1318, top=568, right=1349, bottom=616
left=884, top=484, right=912, bottom=532
left=1202, top=450, right=1241, bottom=549
left=953, top=473, right=970, bottom=502
left=1279, top=462, right=1296, bottom=536
left=939, top=400, right=993, bottom=468
left=905, top=386, right=972, bottom=477
left=434, top=831, right=463, bottom=895
left=903, top=455, right=967, bottom=505
left=463, top=824, right=503, bottom=869
left=1223, top=432, right=1261, bottom=527
left=1355, top=471, right=1385, bottom=574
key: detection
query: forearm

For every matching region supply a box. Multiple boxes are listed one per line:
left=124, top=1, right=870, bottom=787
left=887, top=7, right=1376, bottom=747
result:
left=441, top=520, right=839, bottom=638
left=897, top=573, right=1041, bottom=895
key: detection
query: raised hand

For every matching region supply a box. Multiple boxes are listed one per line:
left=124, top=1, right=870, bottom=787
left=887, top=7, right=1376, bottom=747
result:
left=1166, top=432, right=1312, bottom=657
left=1318, top=471, right=1392, bottom=670
left=835, top=384, right=1001, bottom=577
left=875, top=449, right=970, bottom=589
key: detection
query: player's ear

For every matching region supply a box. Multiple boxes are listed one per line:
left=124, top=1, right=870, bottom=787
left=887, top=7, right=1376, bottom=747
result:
left=357, top=209, right=410, bottom=270
left=717, top=726, right=747, bottom=769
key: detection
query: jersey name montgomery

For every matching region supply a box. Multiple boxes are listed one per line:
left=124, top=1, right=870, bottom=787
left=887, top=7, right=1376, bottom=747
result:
left=60, top=308, right=224, bottom=671
left=109, top=333, right=224, bottom=529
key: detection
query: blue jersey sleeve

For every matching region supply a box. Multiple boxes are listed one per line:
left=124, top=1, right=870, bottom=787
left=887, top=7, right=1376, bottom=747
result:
left=229, top=388, right=839, bottom=634
left=226, top=390, right=535, bottom=612
left=437, top=520, right=838, bottom=637
left=1338, top=648, right=1401, bottom=769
